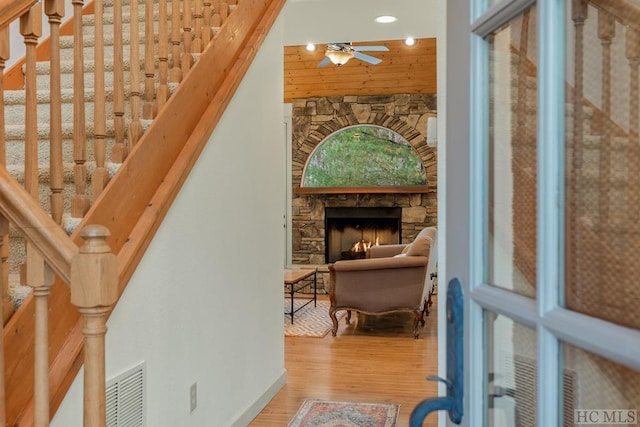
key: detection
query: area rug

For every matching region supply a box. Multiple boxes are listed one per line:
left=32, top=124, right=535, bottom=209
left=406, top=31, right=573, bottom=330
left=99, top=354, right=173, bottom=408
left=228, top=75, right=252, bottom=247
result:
left=285, top=299, right=346, bottom=338
left=288, top=399, right=399, bottom=427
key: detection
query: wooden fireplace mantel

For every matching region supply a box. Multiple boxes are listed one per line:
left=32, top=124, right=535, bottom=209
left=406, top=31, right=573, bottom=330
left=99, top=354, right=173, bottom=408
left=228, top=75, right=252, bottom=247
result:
left=294, top=185, right=429, bottom=195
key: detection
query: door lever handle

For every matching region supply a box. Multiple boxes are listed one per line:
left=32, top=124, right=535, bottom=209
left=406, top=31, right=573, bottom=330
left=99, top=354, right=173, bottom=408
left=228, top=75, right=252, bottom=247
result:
left=410, top=278, right=463, bottom=426
left=427, top=375, right=452, bottom=387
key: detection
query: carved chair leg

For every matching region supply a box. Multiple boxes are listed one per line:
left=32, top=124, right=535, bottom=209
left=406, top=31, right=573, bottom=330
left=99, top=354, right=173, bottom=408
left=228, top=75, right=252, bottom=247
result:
left=329, top=307, right=339, bottom=337
left=346, top=310, right=352, bottom=324
left=413, top=310, right=422, bottom=339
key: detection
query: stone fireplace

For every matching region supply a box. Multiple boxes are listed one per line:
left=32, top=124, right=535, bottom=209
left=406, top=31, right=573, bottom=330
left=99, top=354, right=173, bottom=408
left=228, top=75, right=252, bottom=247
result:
left=291, top=94, right=438, bottom=289
left=325, top=207, right=402, bottom=263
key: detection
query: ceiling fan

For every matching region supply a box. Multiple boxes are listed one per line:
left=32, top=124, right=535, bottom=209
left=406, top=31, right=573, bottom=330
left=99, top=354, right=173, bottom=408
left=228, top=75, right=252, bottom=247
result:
left=317, top=43, right=389, bottom=67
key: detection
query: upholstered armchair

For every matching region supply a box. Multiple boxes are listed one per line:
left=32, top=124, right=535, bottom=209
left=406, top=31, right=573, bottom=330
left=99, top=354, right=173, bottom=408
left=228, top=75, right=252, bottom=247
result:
left=328, top=227, right=437, bottom=339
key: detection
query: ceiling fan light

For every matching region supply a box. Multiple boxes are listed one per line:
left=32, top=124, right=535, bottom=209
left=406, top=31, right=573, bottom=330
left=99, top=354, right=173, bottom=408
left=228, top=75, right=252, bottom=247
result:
left=305, top=43, right=316, bottom=52
left=325, top=50, right=353, bottom=66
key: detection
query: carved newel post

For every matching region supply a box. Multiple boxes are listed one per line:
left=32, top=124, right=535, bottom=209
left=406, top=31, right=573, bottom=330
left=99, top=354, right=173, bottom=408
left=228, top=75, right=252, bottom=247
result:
left=70, top=225, right=117, bottom=427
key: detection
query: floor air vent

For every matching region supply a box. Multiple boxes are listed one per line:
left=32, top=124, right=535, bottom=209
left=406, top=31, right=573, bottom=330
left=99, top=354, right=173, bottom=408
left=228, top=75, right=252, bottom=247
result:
left=106, top=362, right=146, bottom=427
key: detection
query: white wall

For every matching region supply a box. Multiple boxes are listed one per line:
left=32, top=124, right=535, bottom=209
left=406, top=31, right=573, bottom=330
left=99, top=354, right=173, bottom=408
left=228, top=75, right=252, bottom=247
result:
left=51, top=14, right=286, bottom=427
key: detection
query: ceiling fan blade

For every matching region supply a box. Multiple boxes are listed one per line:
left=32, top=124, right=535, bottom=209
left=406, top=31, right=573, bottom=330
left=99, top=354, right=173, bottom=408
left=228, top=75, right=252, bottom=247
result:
left=352, top=45, right=389, bottom=52
left=317, top=57, right=331, bottom=68
left=352, top=51, right=383, bottom=65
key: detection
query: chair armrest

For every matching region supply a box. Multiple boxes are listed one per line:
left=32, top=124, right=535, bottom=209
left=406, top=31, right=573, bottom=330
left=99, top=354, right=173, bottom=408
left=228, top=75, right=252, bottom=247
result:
left=369, top=244, right=407, bottom=258
left=329, top=255, right=427, bottom=272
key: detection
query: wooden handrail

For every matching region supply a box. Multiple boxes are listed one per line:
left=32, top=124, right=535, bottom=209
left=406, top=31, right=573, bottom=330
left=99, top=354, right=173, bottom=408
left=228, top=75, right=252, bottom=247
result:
left=0, top=168, right=77, bottom=283
left=589, top=0, right=640, bottom=31
left=0, top=0, right=37, bottom=28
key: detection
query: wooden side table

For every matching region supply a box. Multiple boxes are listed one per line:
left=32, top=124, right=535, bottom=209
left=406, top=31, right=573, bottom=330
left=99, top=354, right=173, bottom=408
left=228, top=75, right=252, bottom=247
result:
left=284, top=268, right=317, bottom=323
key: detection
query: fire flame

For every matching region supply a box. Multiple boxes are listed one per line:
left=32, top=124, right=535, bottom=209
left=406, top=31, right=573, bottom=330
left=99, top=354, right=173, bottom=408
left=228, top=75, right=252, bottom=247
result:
left=350, top=237, right=380, bottom=253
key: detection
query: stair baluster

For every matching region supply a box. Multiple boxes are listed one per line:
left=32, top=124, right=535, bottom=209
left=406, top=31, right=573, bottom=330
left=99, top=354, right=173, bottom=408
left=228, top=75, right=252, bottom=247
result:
left=0, top=28, right=10, bottom=332
left=71, top=0, right=90, bottom=218
left=46, top=0, right=66, bottom=225
left=0, top=27, right=7, bottom=168
left=92, top=0, right=109, bottom=201
left=211, top=0, right=221, bottom=33
left=625, top=27, right=640, bottom=223
left=111, top=0, right=127, bottom=162
left=0, top=217, right=6, bottom=427
left=157, top=0, right=169, bottom=110
left=192, top=0, right=203, bottom=53
left=170, top=0, right=183, bottom=82
left=28, top=245, right=54, bottom=427
left=202, top=0, right=212, bottom=47
left=143, top=0, right=156, bottom=119
left=181, top=0, right=194, bottom=77
left=212, top=0, right=219, bottom=29
left=128, top=0, right=143, bottom=146
left=597, top=10, right=615, bottom=225
left=21, top=4, right=41, bottom=201
left=220, top=1, right=229, bottom=23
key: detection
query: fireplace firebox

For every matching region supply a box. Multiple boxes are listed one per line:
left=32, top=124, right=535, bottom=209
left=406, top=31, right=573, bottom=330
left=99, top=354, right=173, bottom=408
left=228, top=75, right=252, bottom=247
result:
left=325, top=207, right=402, bottom=263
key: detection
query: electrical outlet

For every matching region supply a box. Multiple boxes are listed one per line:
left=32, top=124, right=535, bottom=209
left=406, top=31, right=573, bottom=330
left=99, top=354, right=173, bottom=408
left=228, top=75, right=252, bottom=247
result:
left=190, top=382, right=197, bottom=413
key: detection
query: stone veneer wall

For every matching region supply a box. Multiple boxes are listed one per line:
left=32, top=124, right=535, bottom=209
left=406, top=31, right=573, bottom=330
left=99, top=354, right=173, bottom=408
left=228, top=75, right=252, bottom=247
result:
left=291, top=94, right=438, bottom=289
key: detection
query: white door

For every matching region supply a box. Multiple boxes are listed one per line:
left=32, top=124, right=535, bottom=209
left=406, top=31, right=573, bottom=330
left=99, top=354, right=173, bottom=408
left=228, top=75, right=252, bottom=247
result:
left=443, top=0, right=640, bottom=426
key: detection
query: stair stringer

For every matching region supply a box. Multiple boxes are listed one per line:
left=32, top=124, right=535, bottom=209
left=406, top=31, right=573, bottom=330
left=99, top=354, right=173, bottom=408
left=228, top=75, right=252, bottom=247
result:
left=3, top=0, right=286, bottom=424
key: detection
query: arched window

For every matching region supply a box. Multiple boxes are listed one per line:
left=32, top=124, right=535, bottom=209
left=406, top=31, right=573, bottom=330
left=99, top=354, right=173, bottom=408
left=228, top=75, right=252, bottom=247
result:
left=302, top=125, right=427, bottom=187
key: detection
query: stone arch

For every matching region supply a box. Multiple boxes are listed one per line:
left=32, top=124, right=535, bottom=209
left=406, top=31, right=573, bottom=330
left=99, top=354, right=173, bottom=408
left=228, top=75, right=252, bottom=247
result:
left=292, top=105, right=436, bottom=190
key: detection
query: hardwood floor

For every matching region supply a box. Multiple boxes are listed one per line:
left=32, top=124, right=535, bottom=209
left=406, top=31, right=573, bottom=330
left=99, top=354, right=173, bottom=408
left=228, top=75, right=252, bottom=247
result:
left=250, top=296, right=440, bottom=426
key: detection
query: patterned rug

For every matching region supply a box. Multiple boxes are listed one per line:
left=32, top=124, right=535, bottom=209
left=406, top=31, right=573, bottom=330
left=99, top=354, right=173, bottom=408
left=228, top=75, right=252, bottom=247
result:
left=288, top=399, right=399, bottom=427
left=285, top=299, right=346, bottom=338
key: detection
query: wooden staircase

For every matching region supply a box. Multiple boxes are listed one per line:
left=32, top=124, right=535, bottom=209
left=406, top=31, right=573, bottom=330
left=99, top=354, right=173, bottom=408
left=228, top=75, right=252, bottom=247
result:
left=0, top=0, right=285, bottom=424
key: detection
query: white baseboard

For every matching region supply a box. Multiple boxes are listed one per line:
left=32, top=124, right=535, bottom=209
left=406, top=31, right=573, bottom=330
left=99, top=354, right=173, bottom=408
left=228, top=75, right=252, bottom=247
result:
left=229, top=369, right=287, bottom=427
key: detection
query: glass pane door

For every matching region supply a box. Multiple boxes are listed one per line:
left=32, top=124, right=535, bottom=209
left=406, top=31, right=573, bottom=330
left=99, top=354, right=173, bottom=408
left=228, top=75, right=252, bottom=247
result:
left=463, top=0, right=640, bottom=426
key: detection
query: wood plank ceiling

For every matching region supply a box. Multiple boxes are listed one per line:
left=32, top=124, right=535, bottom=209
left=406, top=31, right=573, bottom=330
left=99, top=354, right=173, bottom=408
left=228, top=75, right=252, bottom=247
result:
left=284, top=38, right=436, bottom=102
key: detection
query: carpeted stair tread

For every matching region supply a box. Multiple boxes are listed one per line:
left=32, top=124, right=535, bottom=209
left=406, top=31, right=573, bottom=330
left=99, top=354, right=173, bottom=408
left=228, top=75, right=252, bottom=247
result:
left=5, top=161, right=122, bottom=182
left=33, top=57, right=146, bottom=75
left=4, top=84, right=174, bottom=123
left=59, top=31, right=162, bottom=50
left=4, top=137, right=123, bottom=167
left=4, top=86, right=119, bottom=104
left=83, top=5, right=176, bottom=26
left=4, top=119, right=153, bottom=142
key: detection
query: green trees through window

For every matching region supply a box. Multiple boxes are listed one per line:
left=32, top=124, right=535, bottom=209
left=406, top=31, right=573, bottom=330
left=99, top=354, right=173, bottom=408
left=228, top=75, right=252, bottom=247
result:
left=302, top=125, right=427, bottom=187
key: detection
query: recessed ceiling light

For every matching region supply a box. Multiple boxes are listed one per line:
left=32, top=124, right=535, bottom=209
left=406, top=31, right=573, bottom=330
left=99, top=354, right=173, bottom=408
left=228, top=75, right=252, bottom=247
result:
left=405, top=37, right=416, bottom=46
left=375, top=15, right=398, bottom=24
left=305, top=43, right=316, bottom=52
